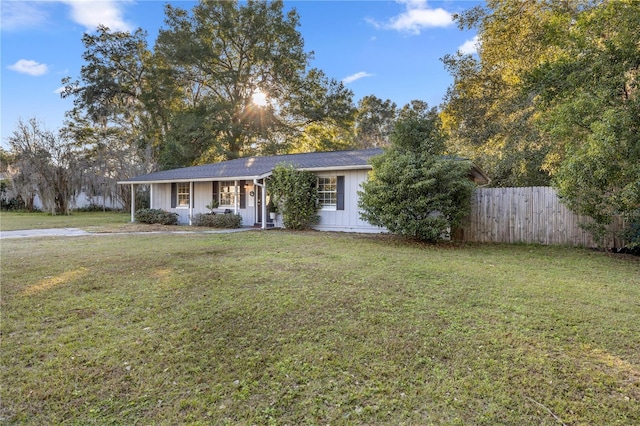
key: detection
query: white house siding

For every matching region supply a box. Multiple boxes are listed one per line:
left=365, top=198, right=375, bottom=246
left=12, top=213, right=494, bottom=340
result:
left=313, top=169, right=385, bottom=233
left=151, top=183, right=169, bottom=209
left=149, top=182, right=188, bottom=223
left=151, top=183, right=171, bottom=211
left=148, top=171, right=382, bottom=231
left=193, top=182, right=212, bottom=213
left=151, top=181, right=255, bottom=226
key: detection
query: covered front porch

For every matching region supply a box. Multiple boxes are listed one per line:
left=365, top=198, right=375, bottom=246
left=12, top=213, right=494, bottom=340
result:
left=125, top=176, right=277, bottom=229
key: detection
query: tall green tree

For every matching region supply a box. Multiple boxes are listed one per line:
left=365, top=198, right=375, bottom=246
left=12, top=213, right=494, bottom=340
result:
left=354, top=95, right=397, bottom=148
left=61, top=26, right=159, bottom=209
left=284, top=69, right=356, bottom=154
left=441, top=0, right=584, bottom=186
left=62, top=0, right=355, bottom=173
left=359, top=102, right=475, bottom=242
left=154, top=0, right=355, bottom=164
left=443, top=0, right=639, bottom=246
left=61, top=25, right=164, bottom=152
left=526, top=0, right=640, bottom=245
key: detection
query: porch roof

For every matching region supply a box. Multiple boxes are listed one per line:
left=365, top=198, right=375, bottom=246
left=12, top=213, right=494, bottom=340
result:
left=118, top=148, right=490, bottom=185
left=118, top=148, right=384, bottom=184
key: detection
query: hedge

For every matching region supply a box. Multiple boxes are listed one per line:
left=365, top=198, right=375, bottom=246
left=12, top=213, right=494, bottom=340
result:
left=134, top=209, right=179, bottom=225
left=192, top=213, right=242, bottom=228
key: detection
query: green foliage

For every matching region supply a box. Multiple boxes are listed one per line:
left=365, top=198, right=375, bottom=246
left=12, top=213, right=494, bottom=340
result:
left=73, top=204, right=118, bottom=213
left=1, top=196, right=27, bottom=211
left=206, top=199, right=219, bottom=210
left=62, top=26, right=152, bottom=126
left=354, top=95, right=397, bottom=148
left=134, top=208, right=178, bottom=225
left=192, top=213, right=242, bottom=228
left=525, top=0, right=640, bottom=248
left=444, top=0, right=640, bottom=248
left=441, top=1, right=560, bottom=187
left=154, top=0, right=355, bottom=163
left=286, top=121, right=354, bottom=154
left=268, top=164, right=319, bottom=230
left=62, top=1, right=356, bottom=172
left=622, top=220, right=640, bottom=252
left=359, top=103, right=475, bottom=242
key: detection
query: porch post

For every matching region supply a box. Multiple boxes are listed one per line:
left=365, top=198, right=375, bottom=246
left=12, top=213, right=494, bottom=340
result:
left=189, top=181, right=193, bottom=226
left=149, top=184, right=153, bottom=209
left=130, top=184, right=135, bottom=222
left=262, top=178, right=267, bottom=230
left=234, top=179, right=239, bottom=214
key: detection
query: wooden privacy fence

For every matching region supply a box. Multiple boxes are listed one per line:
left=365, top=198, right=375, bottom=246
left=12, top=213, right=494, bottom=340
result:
left=455, top=186, right=625, bottom=248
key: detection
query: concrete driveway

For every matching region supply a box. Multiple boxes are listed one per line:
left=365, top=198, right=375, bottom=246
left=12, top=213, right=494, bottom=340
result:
left=0, top=228, right=92, bottom=239
left=0, top=227, right=255, bottom=239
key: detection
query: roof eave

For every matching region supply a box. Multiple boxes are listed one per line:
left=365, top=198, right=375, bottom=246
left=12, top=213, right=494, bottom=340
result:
left=296, top=165, right=373, bottom=173
left=118, top=175, right=264, bottom=185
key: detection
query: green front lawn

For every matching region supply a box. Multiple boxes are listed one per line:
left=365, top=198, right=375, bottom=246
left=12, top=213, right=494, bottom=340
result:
left=0, top=211, right=131, bottom=231
left=2, top=231, right=639, bottom=424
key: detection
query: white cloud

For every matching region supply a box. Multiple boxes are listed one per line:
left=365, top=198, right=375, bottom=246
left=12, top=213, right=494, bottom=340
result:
left=8, top=59, right=49, bottom=76
left=61, top=0, right=133, bottom=32
left=0, top=1, right=133, bottom=33
left=368, top=0, right=453, bottom=35
left=0, top=2, right=49, bottom=31
left=54, top=86, right=66, bottom=95
left=458, top=35, right=480, bottom=55
left=342, top=72, right=373, bottom=84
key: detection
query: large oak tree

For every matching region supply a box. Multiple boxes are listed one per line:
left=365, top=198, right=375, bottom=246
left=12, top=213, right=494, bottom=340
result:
left=527, top=0, right=640, bottom=245
left=442, top=0, right=640, bottom=246
left=63, top=0, right=355, bottom=171
left=154, top=0, right=355, bottom=164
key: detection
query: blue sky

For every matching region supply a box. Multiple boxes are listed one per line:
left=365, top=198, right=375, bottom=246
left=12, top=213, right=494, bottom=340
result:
left=1, top=0, right=481, bottom=147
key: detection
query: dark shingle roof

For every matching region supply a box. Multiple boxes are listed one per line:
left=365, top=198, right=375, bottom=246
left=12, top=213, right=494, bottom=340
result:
left=120, top=149, right=384, bottom=183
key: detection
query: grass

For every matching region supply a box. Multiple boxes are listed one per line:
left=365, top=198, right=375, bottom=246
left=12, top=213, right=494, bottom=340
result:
left=0, top=211, right=238, bottom=233
left=0, top=211, right=131, bottom=231
left=1, top=231, right=639, bottom=424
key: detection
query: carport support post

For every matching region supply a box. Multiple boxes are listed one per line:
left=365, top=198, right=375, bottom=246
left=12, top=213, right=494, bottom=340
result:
left=130, top=184, right=135, bottom=222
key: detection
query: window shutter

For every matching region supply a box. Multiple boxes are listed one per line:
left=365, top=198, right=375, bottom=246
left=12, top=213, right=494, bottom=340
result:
left=212, top=181, right=219, bottom=205
left=337, top=176, right=345, bottom=210
left=239, top=181, right=246, bottom=209
left=171, top=183, right=177, bottom=208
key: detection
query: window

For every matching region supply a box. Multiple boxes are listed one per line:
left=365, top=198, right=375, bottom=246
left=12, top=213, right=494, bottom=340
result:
left=219, top=181, right=237, bottom=207
left=177, top=182, right=190, bottom=207
left=317, top=177, right=337, bottom=208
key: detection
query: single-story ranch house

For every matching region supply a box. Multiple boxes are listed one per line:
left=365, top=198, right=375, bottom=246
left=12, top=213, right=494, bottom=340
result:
left=119, top=148, right=489, bottom=232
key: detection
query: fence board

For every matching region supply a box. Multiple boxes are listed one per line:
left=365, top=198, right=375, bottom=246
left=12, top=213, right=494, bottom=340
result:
left=457, top=187, right=624, bottom=248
